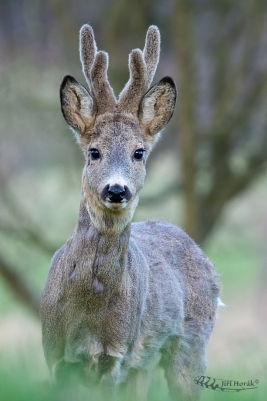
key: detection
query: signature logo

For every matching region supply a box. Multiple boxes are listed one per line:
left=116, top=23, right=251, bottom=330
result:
left=194, top=376, right=259, bottom=392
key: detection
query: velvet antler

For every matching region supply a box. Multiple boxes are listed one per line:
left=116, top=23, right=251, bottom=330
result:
left=118, top=26, right=160, bottom=114
left=79, top=25, right=160, bottom=116
left=79, top=24, right=116, bottom=114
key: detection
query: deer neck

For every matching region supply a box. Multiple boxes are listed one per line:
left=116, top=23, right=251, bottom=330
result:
left=76, top=196, right=132, bottom=293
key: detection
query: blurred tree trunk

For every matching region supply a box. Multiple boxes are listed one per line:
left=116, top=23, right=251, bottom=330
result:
left=172, top=0, right=267, bottom=244
left=46, top=0, right=78, bottom=58
left=173, top=0, right=198, bottom=241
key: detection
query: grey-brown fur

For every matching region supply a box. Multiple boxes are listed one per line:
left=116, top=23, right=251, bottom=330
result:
left=40, top=24, right=220, bottom=401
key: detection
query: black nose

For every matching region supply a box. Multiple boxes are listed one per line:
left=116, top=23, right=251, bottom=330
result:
left=107, top=185, right=126, bottom=203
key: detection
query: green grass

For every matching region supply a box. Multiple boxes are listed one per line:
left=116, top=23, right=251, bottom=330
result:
left=0, top=358, right=266, bottom=401
left=205, top=238, right=261, bottom=298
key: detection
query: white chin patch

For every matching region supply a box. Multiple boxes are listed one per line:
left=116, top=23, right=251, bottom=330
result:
left=104, top=200, right=127, bottom=211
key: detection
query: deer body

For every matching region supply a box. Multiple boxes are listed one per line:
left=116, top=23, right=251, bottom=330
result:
left=40, top=25, right=220, bottom=400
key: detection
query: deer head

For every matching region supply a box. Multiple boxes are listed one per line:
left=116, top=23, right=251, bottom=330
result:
left=60, top=25, right=177, bottom=234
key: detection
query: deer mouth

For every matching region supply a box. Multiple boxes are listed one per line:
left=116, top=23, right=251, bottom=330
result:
left=104, top=198, right=128, bottom=211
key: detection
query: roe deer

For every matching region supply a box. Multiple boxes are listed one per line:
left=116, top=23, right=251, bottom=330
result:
left=40, top=24, right=220, bottom=401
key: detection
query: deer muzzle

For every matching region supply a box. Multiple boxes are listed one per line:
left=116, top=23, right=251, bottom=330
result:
left=101, top=184, right=132, bottom=205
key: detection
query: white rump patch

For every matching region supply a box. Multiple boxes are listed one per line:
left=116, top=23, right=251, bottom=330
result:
left=216, top=297, right=226, bottom=318
left=217, top=297, right=226, bottom=308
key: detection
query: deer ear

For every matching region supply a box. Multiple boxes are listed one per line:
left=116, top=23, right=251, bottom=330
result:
left=60, top=75, right=95, bottom=142
left=139, top=77, right=177, bottom=139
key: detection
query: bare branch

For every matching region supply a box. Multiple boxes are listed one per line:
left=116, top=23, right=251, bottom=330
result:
left=0, top=256, right=40, bottom=316
left=0, top=219, right=57, bottom=255
left=0, top=172, right=57, bottom=255
left=198, top=136, right=267, bottom=243
left=139, top=181, right=182, bottom=208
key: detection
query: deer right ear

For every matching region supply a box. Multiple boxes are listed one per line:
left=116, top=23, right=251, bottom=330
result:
left=60, top=75, right=95, bottom=142
left=139, top=77, right=177, bottom=140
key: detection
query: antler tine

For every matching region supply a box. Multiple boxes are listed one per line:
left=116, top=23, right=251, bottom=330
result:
left=80, top=24, right=116, bottom=113
left=91, top=50, right=116, bottom=113
left=117, top=49, right=147, bottom=114
left=118, top=26, right=160, bottom=114
left=79, top=24, right=97, bottom=90
left=143, top=25, right=160, bottom=87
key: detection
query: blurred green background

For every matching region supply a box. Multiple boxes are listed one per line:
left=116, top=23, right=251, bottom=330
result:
left=0, top=0, right=267, bottom=400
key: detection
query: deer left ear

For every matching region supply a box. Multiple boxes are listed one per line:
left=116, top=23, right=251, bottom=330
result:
left=139, top=77, right=177, bottom=138
left=60, top=75, right=96, bottom=140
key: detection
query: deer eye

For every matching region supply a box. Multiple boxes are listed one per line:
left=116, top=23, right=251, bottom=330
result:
left=133, top=149, right=145, bottom=161
left=89, top=148, right=100, bottom=160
